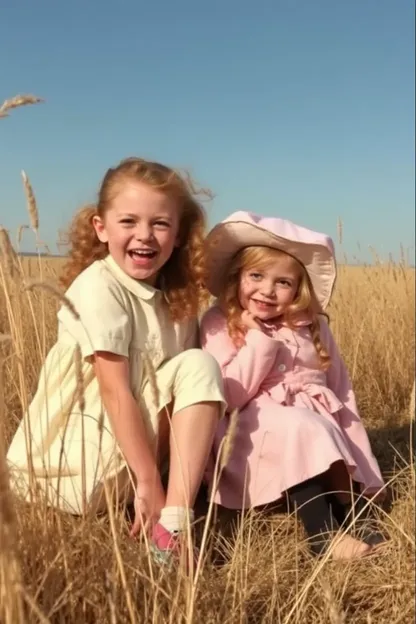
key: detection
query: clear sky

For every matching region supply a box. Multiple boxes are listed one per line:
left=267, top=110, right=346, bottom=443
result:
left=1, top=0, right=414, bottom=261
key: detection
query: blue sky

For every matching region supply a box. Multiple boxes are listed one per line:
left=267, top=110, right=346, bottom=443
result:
left=1, top=0, right=414, bottom=261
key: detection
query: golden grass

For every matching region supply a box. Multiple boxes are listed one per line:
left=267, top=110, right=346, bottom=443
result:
left=0, top=94, right=43, bottom=118
left=0, top=247, right=414, bottom=623
left=21, top=171, right=39, bottom=233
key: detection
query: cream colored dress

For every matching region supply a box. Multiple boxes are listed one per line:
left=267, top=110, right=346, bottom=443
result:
left=7, top=255, right=225, bottom=514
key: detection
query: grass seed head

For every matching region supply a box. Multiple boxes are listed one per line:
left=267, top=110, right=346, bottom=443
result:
left=21, top=171, right=39, bottom=231
left=0, top=94, right=43, bottom=118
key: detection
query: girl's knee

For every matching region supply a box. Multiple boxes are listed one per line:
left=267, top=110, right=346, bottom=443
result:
left=170, top=350, right=225, bottom=414
left=178, top=349, right=222, bottom=382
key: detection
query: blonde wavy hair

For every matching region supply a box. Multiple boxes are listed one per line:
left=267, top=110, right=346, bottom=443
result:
left=60, top=157, right=211, bottom=322
left=218, top=246, right=331, bottom=370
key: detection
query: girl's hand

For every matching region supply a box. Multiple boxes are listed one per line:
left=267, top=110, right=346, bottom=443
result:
left=130, top=476, right=166, bottom=537
left=240, top=310, right=265, bottom=332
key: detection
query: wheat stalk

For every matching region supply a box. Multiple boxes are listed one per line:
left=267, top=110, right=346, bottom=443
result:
left=0, top=334, right=11, bottom=363
left=0, top=227, right=19, bottom=278
left=409, top=378, right=415, bottom=421
left=219, top=408, right=239, bottom=471
left=337, top=217, right=343, bottom=246
left=16, top=225, right=29, bottom=247
left=321, top=581, right=346, bottom=624
left=21, top=171, right=39, bottom=232
left=0, top=94, right=43, bottom=118
left=74, top=344, right=86, bottom=413
left=0, top=337, right=25, bottom=623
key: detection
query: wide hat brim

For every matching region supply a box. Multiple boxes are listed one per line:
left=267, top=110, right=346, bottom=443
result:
left=205, top=214, right=337, bottom=311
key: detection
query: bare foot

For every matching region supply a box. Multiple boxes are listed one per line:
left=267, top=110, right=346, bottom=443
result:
left=330, top=534, right=373, bottom=560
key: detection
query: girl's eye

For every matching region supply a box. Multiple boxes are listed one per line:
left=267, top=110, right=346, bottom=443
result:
left=250, top=272, right=262, bottom=280
left=120, top=219, right=135, bottom=225
left=154, top=221, right=170, bottom=228
left=278, top=279, right=292, bottom=287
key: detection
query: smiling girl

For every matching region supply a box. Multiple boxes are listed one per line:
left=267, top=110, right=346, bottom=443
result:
left=201, top=211, right=387, bottom=560
left=7, top=157, right=226, bottom=567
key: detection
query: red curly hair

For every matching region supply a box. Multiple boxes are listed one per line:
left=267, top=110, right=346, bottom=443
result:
left=218, top=246, right=331, bottom=370
left=60, top=157, right=211, bottom=321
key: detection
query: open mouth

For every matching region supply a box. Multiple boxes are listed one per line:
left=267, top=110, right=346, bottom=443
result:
left=128, top=249, right=157, bottom=260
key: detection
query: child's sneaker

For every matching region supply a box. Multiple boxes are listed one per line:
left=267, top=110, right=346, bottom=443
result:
left=150, top=522, right=199, bottom=572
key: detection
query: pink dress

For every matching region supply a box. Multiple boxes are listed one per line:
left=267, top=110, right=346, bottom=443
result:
left=200, top=306, right=384, bottom=509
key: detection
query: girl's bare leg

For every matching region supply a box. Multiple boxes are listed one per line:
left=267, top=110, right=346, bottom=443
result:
left=164, top=401, right=220, bottom=508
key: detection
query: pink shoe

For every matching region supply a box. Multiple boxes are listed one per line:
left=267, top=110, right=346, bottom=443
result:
left=150, top=522, right=199, bottom=571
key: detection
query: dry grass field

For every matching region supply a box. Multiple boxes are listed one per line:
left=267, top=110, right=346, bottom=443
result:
left=0, top=242, right=414, bottom=624
left=0, top=95, right=414, bottom=624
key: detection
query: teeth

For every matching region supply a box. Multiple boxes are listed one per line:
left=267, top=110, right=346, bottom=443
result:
left=131, top=250, right=154, bottom=256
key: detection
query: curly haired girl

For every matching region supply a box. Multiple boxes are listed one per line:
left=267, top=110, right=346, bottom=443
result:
left=7, top=157, right=226, bottom=567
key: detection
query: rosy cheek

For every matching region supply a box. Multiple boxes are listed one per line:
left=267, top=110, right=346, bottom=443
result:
left=241, top=284, right=252, bottom=299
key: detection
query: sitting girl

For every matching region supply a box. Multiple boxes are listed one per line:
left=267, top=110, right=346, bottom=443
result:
left=200, top=211, right=387, bottom=560
left=7, top=157, right=226, bottom=566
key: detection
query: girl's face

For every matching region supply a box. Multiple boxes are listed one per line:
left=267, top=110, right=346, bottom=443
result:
left=93, top=181, right=180, bottom=285
left=238, top=254, right=300, bottom=321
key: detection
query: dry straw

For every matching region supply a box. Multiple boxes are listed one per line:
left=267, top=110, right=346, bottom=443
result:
left=21, top=170, right=39, bottom=232
left=74, top=344, right=86, bottom=414
left=337, top=217, right=343, bottom=246
left=320, top=581, right=346, bottom=624
left=0, top=338, right=15, bottom=528
left=0, top=94, right=43, bottom=118
left=0, top=335, right=25, bottom=623
left=0, top=227, right=19, bottom=278
left=410, top=378, right=415, bottom=421
left=220, top=408, right=239, bottom=470
left=17, top=225, right=29, bottom=246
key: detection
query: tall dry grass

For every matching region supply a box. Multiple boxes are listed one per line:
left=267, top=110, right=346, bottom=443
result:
left=1, top=97, right=415, bottom=622
left=1, top=216, right=415, bottom=624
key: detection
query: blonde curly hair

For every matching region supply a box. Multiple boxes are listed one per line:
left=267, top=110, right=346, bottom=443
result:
left=60, top=157, right=211, bottom=321
left=217, top=246, right=331, bottom=370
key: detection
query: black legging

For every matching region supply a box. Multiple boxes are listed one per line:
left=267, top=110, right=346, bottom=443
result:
left=287, top=476, right=385, bottom=555
left=287, top=475, right=339, bottom=555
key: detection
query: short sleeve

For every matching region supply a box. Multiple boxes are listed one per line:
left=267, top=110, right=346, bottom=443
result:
left=57, top=267, right=132, bottom=359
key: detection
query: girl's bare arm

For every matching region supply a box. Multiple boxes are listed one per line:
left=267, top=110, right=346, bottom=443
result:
left=93, top=351, right=159, bottom=484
